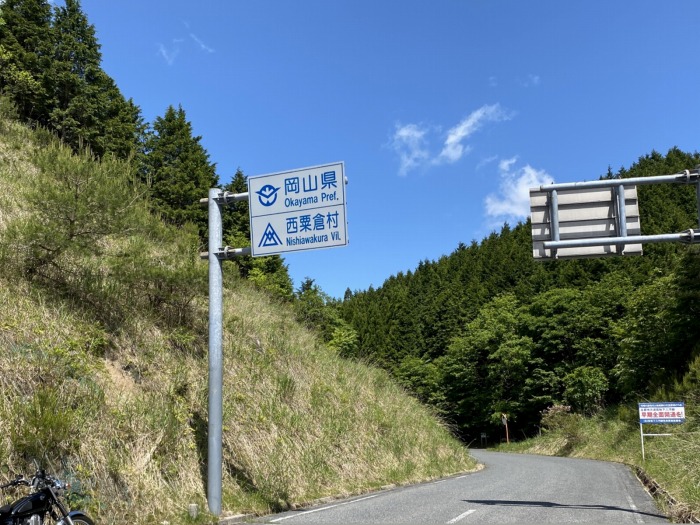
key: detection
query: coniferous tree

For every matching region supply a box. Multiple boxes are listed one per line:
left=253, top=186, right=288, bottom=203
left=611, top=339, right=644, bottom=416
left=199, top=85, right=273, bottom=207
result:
left=48, top=0, right=143, bottom=158
left=0, top=0, right=143, bottom=158
left=223, top=169, right=252, bottom=262
left=0, top=0, right=53, bottom=123
left=47, top=0, right=101, bottom=147
left=339, top=147, right=700, bottom=440
left=140, top=105, right=218, bottom=239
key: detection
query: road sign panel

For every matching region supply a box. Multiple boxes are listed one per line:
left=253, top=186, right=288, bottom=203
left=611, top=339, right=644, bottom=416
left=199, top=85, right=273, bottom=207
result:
left=248, top=162, right=348, bottom=256
left=638, top=402, right=685, bottom=424
left=530, top=185, right=642, bottom=259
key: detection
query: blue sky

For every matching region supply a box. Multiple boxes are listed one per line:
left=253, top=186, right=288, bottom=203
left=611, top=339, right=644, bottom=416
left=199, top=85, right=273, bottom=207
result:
left=80, top=0, right=700, bottom=298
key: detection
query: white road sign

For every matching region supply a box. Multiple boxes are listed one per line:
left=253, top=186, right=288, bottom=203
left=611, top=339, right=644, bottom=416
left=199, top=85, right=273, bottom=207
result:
left=248, top=162, right=348, bottom=256
left=638, top=402, right=685, bottom=424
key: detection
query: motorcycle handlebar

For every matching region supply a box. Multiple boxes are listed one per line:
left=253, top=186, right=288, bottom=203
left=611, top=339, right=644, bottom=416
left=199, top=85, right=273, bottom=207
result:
left=0, top=476, right=29, bottom=489
left=0, top=471, right=62, bottom=490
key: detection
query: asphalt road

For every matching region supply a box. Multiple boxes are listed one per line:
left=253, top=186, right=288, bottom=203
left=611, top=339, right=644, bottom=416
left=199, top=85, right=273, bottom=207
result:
left=253, top=450, right=668, bottom=524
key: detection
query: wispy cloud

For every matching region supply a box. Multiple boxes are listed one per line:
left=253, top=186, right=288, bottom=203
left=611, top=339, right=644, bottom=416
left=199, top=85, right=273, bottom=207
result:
left=390, top=123, right=430, bottom=177
left=185, top=21, right=215, bottom=54
left=484, top=157, right=554, bottom=222
left=389, top=104, right=513, bottom=176
left=435, top=104, right=512, bottom=165
left=157, top=39, right=184, bottom=66
left=157, top=23, right=215, bottom=65
left=190, top=32, right=215, bottom=53
left=518, top=73, right=541, bottom=87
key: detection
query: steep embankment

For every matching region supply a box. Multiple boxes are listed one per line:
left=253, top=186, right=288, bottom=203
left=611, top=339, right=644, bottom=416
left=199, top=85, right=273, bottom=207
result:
left=0, top=104, right=476, bottom=524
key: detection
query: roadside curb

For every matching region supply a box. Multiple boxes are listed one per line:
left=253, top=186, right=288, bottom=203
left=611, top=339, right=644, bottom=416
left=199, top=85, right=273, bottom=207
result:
left=218, top=513, right=253, bottom=524
left=635, top=466, right=700, bottom=523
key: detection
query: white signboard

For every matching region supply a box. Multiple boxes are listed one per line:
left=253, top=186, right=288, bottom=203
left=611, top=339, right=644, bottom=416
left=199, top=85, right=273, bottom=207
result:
left=248, top=162, right=348, bottom=256
left=638, top=402, right=685, bottom=424
left=530, top=185, right=642, bottom=260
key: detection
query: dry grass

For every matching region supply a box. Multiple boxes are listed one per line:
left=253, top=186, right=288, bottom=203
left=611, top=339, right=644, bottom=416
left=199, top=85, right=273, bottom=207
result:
left=0, top=104, right=477, bottom=524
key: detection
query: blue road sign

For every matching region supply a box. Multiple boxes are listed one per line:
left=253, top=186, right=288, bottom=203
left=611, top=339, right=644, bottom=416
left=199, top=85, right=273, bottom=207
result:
left=248, top=162, right=348, bottom=256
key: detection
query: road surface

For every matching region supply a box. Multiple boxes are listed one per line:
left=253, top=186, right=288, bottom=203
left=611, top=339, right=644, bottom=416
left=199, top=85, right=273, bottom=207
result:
left=253, top=449, right=667, bottom=523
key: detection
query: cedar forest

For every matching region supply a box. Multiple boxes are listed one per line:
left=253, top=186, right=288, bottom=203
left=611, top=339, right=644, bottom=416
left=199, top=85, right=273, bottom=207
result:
left=2, top=0, right=700, bottom=446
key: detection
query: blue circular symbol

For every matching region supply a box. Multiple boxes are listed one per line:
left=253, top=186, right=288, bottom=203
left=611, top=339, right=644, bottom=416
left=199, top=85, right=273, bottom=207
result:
left=256, top=184, right=280, bottom=206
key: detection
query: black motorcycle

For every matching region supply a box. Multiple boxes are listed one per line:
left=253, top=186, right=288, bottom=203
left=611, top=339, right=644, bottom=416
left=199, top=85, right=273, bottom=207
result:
left=0, top=469, right=94, bottom=525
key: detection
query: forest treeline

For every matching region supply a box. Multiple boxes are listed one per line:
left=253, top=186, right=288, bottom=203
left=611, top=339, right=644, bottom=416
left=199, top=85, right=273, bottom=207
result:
left=0, top=0, right=293, bottom=296
left=3, top=0, right=700, bottom=448
left=338, top=149, right=700, bottom=441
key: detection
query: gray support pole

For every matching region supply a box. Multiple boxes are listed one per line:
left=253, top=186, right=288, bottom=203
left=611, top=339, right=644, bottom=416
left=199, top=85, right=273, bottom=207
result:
left=550, top=190, right=560, bottom=258
left=207, top=188, right=224, bottom=516
left=537, top=170, right=699, bottom=192
left=696, top=181, right=700, bottom=229
left=616, top=184, right=628, bottom=254
left=544, top=231, right=699, bottom=249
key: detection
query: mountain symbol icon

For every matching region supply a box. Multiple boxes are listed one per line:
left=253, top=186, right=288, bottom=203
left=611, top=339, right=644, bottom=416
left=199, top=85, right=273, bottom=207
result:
left=259, top=223, right=282, bottom=248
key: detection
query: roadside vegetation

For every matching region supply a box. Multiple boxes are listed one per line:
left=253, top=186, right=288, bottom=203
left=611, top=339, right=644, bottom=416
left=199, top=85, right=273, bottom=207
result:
left=3, top=2, right=700, bottom=523
left=0, top=104, right=476, bottom=524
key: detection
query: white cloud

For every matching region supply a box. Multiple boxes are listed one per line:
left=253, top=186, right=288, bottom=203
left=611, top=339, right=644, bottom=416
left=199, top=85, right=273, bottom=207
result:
left=389, top=103, right=513, bottom=176
left=157, top=39, right=183, bottom=66
left=435, top=104, right=512, bottom=165
left=157, top=23, right=214, bottom=65
left=485, top=157, right=554, bottom=222
left=190, top=33, right=215, bottom=53
left=390, top=123, right=430, bottom=177
left=518, top=74, right=541, bottom=87
left=476, top=155, right=498, bottom=170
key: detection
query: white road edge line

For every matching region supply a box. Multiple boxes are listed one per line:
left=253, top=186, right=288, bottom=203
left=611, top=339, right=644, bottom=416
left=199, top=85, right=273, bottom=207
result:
left=625, top=494, right=644, bottom=524
left=446, top=509, right=476, bottom=524
left=269, top=494, right=379, bottom=523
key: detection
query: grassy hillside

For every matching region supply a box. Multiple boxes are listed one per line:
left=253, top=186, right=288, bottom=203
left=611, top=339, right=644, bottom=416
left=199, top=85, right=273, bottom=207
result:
left=0, top=100, right=476, bottom=524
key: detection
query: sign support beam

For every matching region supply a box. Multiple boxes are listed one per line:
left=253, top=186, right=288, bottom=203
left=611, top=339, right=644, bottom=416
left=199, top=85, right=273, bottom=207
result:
left=531, top=168, right=700, bottom=260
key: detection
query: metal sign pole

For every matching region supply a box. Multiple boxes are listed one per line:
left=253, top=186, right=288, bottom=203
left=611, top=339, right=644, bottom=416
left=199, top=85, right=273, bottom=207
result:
left=200, top=165, right=345, bottom=515
left=640, top=423, right=645, bottom=461
left=207, top=188, right=224, bottom=516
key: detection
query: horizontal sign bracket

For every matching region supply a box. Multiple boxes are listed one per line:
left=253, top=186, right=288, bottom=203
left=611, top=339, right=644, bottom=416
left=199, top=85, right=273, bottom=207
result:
left=199, top=246, right=252, bottom=260
left=530, top=168, right=700, bottom=260
left=544, top=229, right=700, bottom=249
left=199, top=191, right=250, bottom=208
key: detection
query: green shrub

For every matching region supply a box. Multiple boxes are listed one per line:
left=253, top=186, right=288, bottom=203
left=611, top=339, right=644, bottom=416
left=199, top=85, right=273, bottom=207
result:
left=563, top=366, right=608, bottom=415
left=540, top=404, right=585, bottom=452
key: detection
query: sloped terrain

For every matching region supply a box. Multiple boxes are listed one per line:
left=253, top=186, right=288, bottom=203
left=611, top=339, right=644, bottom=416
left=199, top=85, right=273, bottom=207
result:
left=0, top=106, right=476, bottom=524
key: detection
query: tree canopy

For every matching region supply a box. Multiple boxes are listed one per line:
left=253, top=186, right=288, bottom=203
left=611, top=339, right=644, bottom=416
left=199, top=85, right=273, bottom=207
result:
left=340, top=148, right=700, bottom=441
